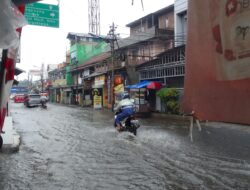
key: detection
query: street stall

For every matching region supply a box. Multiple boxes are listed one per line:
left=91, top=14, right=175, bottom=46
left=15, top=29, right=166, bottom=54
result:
left=126, top=81, right=162, bottom=114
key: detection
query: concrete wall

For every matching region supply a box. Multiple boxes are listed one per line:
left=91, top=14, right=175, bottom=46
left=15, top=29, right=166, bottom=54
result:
left=174, top=0, right=188, bottom=47
left=175, top=0, right=187, bottom=14
left=158, top=11, right=174, bottom=29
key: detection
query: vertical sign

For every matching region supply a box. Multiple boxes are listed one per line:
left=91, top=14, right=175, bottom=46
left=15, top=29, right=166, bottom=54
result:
left=92, top=88, right=102, bottom=109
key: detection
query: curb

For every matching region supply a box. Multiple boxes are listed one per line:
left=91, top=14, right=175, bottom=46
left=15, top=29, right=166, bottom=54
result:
left=1, top=117, right=21, bottom=153
left=151, top=112, right=191, bottom=122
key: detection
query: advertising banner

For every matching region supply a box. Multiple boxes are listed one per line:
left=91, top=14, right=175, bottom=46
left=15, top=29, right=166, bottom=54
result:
left=182, top=0, right=250, bottom=125
left=92, top=88, right=102, bottom=109
left=211, top=0, right=250, bottom=80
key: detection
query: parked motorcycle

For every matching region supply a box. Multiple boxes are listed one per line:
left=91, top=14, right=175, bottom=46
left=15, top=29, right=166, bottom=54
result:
left=114, top=109, right=140, bottom=136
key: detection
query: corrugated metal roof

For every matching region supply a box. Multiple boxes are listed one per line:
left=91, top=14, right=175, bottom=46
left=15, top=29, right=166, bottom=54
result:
left=67, top=32, right=108, bottom=41
left=126, top=4, right=174, bottom=27
left=116, top=31, right=155, bottom=50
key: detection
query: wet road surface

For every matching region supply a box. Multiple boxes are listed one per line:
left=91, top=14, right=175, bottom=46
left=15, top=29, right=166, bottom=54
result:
left=0, top=103, right=250, bottom=190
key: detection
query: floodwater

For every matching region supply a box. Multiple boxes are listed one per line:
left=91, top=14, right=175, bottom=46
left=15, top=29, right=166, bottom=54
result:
left=0, top=103, right=249, bottom=190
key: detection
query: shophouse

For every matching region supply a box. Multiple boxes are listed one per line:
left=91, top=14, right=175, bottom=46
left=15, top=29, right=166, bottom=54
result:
left=48, top=62, right=68, bottom=103
left=48, top=4, right=178, bottom=111
left=174, top=0, right=188, bottom=47
left=103, top=4, right=174, bottom=112
left=136, top=0, right=187, bottom=87
left=70, top=52, right=111, bottom=108
left=66, top=33, right=109, bottom=105
left=117, top=4, right=175, bottom=83
left=135, top=0, right=188, bottom=112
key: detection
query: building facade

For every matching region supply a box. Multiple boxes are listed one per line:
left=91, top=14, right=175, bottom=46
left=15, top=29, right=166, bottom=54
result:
left=174, top=0, right=188, bottom=47
left=48, top=4, right=184, bottom=112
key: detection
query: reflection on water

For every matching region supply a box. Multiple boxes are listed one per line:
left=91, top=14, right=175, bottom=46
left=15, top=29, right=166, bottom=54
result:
left=0, top=103, right=249, bottom=190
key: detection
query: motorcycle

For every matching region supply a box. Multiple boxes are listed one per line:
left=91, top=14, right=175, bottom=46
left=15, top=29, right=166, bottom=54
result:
left=114, top=109, right=140, bottom=136
left=40, top=100, right=47, bottom=109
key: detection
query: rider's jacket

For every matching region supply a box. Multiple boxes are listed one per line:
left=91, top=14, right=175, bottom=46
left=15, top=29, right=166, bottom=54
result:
left=40, top=96, right=47, bottom=103
left=114, top=98, right=135, bottom=111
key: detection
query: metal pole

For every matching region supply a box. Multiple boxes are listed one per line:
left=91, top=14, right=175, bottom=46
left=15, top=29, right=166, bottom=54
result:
left=41, top=63, right=44, bottom=93
left=110, top=22, right=115, bottom=111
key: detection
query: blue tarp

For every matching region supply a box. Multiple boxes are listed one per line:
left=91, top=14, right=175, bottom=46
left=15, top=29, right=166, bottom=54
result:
left=125, top=80, right=151, bottom=89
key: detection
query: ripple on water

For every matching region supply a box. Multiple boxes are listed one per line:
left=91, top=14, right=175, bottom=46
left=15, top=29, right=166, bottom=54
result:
left=1, top=103, right=249, bottom=190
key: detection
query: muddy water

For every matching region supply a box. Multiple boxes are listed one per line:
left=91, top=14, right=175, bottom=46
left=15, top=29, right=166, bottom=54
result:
left=0, top=103, right=249, bottom=190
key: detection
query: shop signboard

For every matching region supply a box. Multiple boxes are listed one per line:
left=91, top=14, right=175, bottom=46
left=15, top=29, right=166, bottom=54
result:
left=92, top=88, right=102, bottom=109
left=53, top=79, right=66, bottom=86
left=83, top=69, right=90, bottom=77
left=94, top=75, right=105, bottom=86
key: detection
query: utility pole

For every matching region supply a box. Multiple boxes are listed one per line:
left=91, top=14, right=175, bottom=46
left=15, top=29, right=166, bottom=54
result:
left=108, top=22, right=117, bottom=111
left=41, top=63, right=44, bottom=93
left=88, top=23, right=118, bottom=110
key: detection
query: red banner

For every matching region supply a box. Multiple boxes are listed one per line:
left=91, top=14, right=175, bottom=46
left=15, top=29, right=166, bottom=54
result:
left=0, top=5, right=25, bottom=131
left=182, top=0, right=250, bottom=125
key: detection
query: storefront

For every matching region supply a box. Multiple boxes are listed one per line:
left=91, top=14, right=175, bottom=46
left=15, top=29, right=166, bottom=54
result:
left=56, top=88, right=61, bottom=103
left=92, top=75, right=106, bottom=109
left=63, top=88, right=71, bottom=104
left=126, top=80, right=162, bottom=114
left=83, top=80, right=93, bottom=107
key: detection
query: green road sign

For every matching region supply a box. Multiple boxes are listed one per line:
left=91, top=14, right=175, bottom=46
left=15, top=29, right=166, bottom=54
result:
left=24, top=3, right=59, bottom=28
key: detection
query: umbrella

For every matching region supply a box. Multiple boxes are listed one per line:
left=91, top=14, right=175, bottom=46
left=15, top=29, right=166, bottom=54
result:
left=146, top=81, right=162, bottom=90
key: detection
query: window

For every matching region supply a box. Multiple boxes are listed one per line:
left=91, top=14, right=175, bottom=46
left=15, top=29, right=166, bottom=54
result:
left=166, top=18, right=169, bottom=28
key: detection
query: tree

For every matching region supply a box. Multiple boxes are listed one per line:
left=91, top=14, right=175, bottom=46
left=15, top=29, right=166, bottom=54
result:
left=156, top=88, right=180, bottom=114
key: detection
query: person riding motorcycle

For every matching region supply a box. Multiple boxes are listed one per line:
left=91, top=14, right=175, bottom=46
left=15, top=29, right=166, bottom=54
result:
left=40, top=95, right=47, bottom=108
left=114, top=92, right=135, bottom=132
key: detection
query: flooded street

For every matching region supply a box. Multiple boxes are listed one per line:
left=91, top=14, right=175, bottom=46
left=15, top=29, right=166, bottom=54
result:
left=0, top=103, right=249, bottom=190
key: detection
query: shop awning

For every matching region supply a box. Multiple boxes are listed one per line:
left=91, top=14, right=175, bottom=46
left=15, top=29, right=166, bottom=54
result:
left=126, top=80, right=162, bottom=90
left=126, top=81, right=151, bottom=89
left=147, top=81, right=162, bottom=90
left=84, top=72, right=106, bottom=79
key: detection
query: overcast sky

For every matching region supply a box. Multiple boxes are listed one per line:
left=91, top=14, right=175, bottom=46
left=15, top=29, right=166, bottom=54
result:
left=17, top=0, right=174, bottom=80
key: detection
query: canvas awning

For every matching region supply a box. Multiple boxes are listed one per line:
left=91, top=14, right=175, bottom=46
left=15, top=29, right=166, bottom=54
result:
left=126, top=81, right=162, bottom=90
left=126, top=81, right=151, bottom=89
left=147, top=81, right=162, bottom=90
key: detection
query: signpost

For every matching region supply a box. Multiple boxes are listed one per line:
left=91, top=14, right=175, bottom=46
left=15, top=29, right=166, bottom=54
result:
left=24, top=3, right=59, bottom=28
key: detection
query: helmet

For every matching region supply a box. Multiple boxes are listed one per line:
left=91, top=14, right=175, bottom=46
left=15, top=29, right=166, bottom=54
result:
left=121, top=92, right=130, bottom=99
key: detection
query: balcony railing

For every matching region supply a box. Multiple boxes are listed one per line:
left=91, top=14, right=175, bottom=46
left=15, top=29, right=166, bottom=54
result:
left=139, top=61, right=185, bottom=80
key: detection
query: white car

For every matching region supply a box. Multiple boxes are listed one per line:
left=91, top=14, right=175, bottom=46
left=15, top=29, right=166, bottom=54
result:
left=24, top=94, right=41, bottom=107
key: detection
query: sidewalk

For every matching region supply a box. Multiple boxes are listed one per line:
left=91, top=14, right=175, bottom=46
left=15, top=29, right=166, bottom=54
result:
left=1, top=116, right=20, bottom=152
left=151, top=112, right=250, bottom=132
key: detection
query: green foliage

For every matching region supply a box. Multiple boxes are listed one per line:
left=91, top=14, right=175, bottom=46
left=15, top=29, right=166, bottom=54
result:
left=156, top=88, right=180, bottom=114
